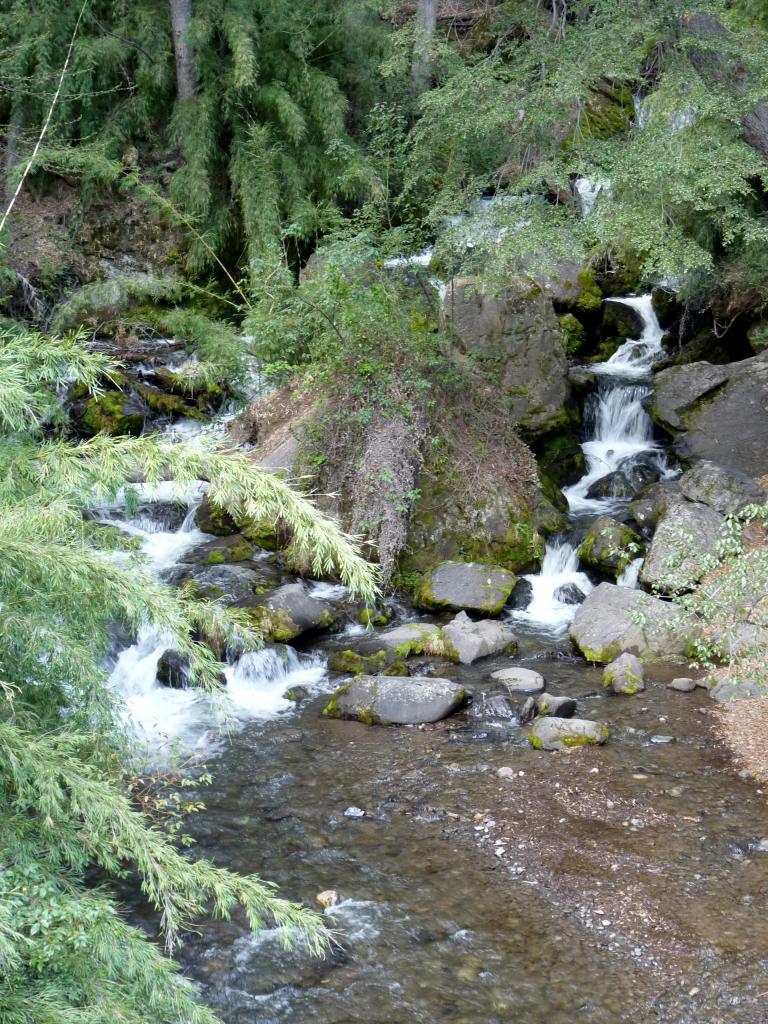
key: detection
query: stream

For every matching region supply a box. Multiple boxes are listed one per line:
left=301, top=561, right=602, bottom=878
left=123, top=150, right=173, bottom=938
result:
left=109, top=296, right=768, bottom=1023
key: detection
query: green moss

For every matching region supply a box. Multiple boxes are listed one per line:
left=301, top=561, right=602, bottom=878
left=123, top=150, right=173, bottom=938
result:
left=135, top=382, right=206, bottom=420
left=81, top=391, right=144, bottom=436
left=240, top=518, right=280, bottom=550
left=322, top=682, right=352, bottom=719
left=574, top=270, right=603, bottom=314
left=228, top=539, right=254, bottom=562
left=328, top=649, right=389, bottom=675
left=558, top=313, right=588, bottom=356
left=206, top=550, right=226, bottom=565
left=283, top=686, right=308, bottom=702
left=358, top=606, right=392, bottom=627
left=357, top=707, right=377, bottom=726
left=382, top=661, right=409, bottom=676
left=247, top=606, right=301, bottom=642
left=529, top=735, right=544, bottom=750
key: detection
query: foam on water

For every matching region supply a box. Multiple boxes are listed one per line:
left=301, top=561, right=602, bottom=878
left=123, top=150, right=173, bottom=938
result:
left=510, top=539, right=593, bottom=634
left=224, top=646, right=327, bottom=718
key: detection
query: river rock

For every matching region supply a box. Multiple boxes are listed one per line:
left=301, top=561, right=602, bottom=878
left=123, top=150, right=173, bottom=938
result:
left=323, top=675, right=469, bottom=725
left=668, top=677, right=697, bottom=692
left=178, top=562, right=280, bottom=604
left=509, top=578, right=534, bottom=610
left=157, top=650, right=190, bottom=688
left=653, top=352, right=768, bottom=478
left=443, top=611, right=518, bottom=665
left=356, top=621, right=443, bottom=656
left=466, top=693, right=515, bottom=721
left=535, top=693, right=577, bottom=717
left=569, top=582, right=691, bottom=663
left=578, top=516, right=642, bottom=577
left=706, top=669, right=763, bottom=703
left=629, top=480, right=684, bottom=530
left=528, top=717, right=608, bottom=751
left=679, top=460, right=766, bottom=515
left=414, top=561, right=516, bottom=614
left=251, top=582, right=336, bottom=641
left=490, top=666, right=545, bottom=694
left=640, top=501, right=724, bottom=591
left=182, top=534, right=254, bottom=564
left=442, top=277, right=572, bottom=439
left=554, top=582, right=586, bottom=605
left=585, top=471, right=635, bottom=501
left=602, top=652, right=645, bottom=695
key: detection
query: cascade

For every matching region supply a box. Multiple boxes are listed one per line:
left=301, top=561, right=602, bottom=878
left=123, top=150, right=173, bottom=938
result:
left=512, top=294, right=670, bottom=631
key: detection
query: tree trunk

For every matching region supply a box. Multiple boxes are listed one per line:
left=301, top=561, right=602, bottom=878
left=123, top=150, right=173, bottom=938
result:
left=169, top=0, right=197, bottom=102
left=411, top=0, right=438, bottom=96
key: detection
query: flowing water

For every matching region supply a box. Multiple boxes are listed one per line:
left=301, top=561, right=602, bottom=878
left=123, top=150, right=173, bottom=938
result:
left=110, top=297, right=768, bottom=1022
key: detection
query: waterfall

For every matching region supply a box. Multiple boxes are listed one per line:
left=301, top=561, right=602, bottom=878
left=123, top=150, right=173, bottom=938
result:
left=514, top=294, right=667, bottom=631
left=104, top=494, right=327, bottom=753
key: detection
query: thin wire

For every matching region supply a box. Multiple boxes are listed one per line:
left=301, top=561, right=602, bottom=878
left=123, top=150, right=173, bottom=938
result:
left=0, top=0, right=90, bottom=243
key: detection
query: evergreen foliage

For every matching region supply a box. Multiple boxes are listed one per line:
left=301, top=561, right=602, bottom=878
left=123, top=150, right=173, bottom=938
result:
left=0, top=321, right=378, bottom=1022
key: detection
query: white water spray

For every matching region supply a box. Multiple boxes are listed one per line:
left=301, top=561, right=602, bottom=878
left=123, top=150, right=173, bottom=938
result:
left=510, top=539, right=593, bottom=634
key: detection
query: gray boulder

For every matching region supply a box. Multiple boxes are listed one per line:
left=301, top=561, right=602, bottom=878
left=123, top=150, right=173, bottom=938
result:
left=177, top=562, right=279, bottom=605
left=490, top=666, right=545, bottom=694
left=324, top=675, right=468, bottom=725
left=651, top=361, right=730, bottom=432
left=414, top=560, right=516, bottom=614
left=251, top=582, right=336, bottom=640
left=529, top=717, right=608, bottom=751
left=640, top=501, right=724, bottom=591
left=679, top=460, right=765, bottom=515
left=569, top=582, right=691, bottom=663
left=443, top=611, right=518, bottom=665
left=443, top=277, right=572, bottom=438
left=509, top=578, right=534, bottom=610
left=629, top=480, right=684, bottom=530
left=653, top=352, right=768, bottom=478
left=706, top=669, right=764, bottom=704
left=602, top=653, right=645, bottom=695
left=554, top=582, right=586, bottom=605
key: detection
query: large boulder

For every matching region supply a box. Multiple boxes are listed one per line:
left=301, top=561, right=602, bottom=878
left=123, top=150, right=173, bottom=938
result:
left=414, top=561, right=516, bottom=614
left=355, top=621, right=443, bottom=656
left=442, top=277, right=572, bottom=439
left=640, top=501, right=724, bottom=591
left=251, top=582, right=336, bottom=641
left=569, top=582, right=691, bottom=663
left=528, top=717, right=608, bottom=751
left=323, top=675, right=469, bottom=725
left=652, top=352, right=768, bottom=477
left=679, top=460, right=766, bottom=515
left=577, top=516, right=642, bottom=577
left=443, top=611, right=518, bottom=665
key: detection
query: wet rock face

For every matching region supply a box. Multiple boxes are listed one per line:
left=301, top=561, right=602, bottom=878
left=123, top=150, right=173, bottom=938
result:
left=652, top=352, right=768, bottom=478
left=629, top=480, right=684, bottom=531
left=414, top=561, right=516, bottom=614
left=602, top=653, right=645, bottom=695
left=443, top=612, right=518, bottom=665
left=553, top=582, right=586, bottom=605
left=679, top=460, right=766, bottom=516
left=509, top=578, right=534, bottom=610
left=569, top=582, right=691, bottom=664
left=442, top=276, right=572, bottom=439
left=640, top=501, right=724, bottom=592
left=324, top=675, right=469, bottom=725
left=528, top=716, right=608, bottom=751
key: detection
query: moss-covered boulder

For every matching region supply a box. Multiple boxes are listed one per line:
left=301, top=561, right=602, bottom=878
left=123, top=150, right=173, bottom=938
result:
left=577, top=516, right=641, bottom=577
left=81, top=390, right=146, bottom=436
left=414, top=561, right=516, bottom=614
left=194, top=494, right=239, bottom=536
left=602, top=653, right=645, bottom=695
left=250, top=582, right=337, bottom=642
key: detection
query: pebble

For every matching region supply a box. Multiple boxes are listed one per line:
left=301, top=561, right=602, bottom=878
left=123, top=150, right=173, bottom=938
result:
left=497, top=766, right=516, bottom=780
left=650, top=735, right=676, bottom=744
left=344, top=806, right=366, bottom=819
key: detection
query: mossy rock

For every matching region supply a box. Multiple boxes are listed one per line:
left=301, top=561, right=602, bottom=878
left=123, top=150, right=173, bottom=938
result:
left=358, top=606, right=393, bottom=627
left=579, top=81, right=634, bottom=141
left=135, top=382, right=207, bottom=421
left=328, top=649, right=390, bottom=675
left=558, top=313, right=588, bottom=356
left=239, top=518, right=281, bottom=550
left=574, top=270, right=603, bottom=315
left=81, top=390, right=145, bottom=436
left=247, top=606, right=302, bottom=643
left=577, top=516, right=641, bottom=577
left=194, top=495, right=238, bottom=536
